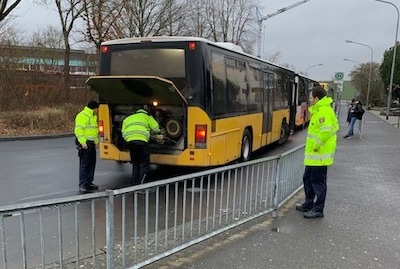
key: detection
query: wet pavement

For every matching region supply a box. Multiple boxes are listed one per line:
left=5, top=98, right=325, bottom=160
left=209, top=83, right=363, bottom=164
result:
left=149, top=106, right=400, bottom=269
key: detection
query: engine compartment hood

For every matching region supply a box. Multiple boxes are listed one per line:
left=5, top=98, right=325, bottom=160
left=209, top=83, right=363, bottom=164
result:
left=86, top=75, right=187, bottom=106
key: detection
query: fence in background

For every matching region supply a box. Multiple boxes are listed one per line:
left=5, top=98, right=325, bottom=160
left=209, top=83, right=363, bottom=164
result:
left=0, top=145, right=305, bottom=269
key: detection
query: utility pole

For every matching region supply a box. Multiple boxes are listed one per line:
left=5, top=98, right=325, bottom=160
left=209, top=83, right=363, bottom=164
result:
left=256, top=0, right=311, bottom=58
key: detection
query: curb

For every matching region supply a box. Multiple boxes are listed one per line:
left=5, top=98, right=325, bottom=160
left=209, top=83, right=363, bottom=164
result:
left=0, top=133, right=74, bottom=142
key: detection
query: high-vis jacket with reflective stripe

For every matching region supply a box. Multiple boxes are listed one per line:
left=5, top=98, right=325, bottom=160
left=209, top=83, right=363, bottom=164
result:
left=122, top=109, right=160, bottom=143
left=74, top=106, right=99, bottom=145
left=304, top=96, right=339, bottom=166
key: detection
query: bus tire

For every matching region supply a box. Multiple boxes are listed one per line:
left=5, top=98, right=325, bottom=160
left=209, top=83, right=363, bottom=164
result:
left=277, top=121, right=290, bottom=145
left=240, top=129, right=252, bottom=162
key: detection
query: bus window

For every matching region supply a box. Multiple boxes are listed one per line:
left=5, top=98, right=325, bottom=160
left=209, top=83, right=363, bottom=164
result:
left=110, top=48, right=187, bottom=93
left=248, top=65, right=263, bottom=112
left=211, top=52, right=228, bottom=115
left=226, top=57, right=248, bottom=113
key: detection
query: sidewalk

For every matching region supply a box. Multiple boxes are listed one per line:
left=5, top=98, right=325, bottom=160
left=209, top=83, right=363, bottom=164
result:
left=150, top=107, right=400, bottom=269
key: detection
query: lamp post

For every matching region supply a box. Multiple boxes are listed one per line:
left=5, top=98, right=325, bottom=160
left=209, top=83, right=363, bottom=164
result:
left=371, top=0, right=399, bottom=119
left=305, top=63, right=323, bottom=75
left=343, top=58, right=361, bottom=64
left=345, top=40, right=373, bottom=108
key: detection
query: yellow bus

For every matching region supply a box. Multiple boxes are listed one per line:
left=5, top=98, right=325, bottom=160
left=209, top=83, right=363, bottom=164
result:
left=320, top=82, right=334, bottom=98
left=290, top=75, right=319, bottom=131
left=86, top=37, right=296, bottom=167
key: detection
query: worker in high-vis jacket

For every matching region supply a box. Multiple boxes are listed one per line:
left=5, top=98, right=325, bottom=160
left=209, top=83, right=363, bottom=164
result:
left=122, top=107, right=160, bottom=185
left=74, top=100, right=99, bottom=193
left=295, top=86, right=339, bottom=218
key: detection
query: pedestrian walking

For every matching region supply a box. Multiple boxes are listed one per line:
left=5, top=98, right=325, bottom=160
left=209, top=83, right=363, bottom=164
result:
left=122, top=107, right=161, bottom=185
left=343, top=98, right=365, bottom=139
left=74, top=100, right=100, bottom=193
left=295, top=86, right=339, bottom=218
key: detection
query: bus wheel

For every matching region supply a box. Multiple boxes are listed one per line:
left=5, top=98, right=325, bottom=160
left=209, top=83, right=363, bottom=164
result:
left=278, top=121, right=290, bottom=145
left=240, top=129, right=252, bottom=162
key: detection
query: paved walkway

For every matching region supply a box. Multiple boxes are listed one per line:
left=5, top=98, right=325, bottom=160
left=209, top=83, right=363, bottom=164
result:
left=150, top=106, right=400, bottom=269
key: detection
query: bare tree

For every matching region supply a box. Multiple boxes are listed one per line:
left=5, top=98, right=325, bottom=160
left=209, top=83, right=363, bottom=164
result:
left=0, top=22, right=23, bottom=45
left=29, top=25, right=64, bottom=48
left=266, top=51, right=281, bottom=63
left=158, top=0, right=187, bottom=36
left=114, top=0, right=186, bottom=38
left=55, top=0, right=84, bottom=91
left=0, top=0, right=22, bottom=22
left=28, top=26, right=64, bottom=72
left=37, top=0, right=84, bottom=91
left=183, top=0, right=212, bottom=38
left=80, top=0, right=126, bottom=52
left=206, top=0, right=259, bottom=49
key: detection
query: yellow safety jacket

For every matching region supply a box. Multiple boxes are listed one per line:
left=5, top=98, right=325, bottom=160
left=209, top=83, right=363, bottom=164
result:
left=304, top=96, right=339, bottom=166
left=122, top=109, right=160, bottom=143
left=74, top=106, right=99, bottom=145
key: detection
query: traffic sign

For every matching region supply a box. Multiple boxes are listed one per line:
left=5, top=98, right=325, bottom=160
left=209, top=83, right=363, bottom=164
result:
left=335, top=72, right=344, bottom=80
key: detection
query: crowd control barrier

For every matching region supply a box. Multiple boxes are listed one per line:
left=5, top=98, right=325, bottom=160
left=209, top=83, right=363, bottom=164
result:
left=0, top=145, right=305, bottom=269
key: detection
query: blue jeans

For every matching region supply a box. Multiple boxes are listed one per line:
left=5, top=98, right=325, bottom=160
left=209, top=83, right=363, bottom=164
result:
left=346, top=117, right=358, bottom=136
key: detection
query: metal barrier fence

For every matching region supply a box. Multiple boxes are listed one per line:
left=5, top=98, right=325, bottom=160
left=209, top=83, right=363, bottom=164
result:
left=0, top=145, right=305, bottom=269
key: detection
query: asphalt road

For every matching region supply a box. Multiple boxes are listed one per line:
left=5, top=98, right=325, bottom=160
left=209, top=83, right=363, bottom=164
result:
left=0, top=130, right=306, bottom=207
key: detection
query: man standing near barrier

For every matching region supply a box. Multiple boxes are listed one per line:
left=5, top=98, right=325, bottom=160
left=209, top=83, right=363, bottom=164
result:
left=122, top=106, right=160, bottom=186
left=295, top=86, right=339, bottom=218
left=74, top=100, right=100, bottom=193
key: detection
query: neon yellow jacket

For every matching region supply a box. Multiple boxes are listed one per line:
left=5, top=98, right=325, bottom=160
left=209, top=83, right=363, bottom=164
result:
left=304, top=96, right=339, bottom=166
left=122, top=109, right=160, bottom=143
left=74, top=106, right=99, bottom=145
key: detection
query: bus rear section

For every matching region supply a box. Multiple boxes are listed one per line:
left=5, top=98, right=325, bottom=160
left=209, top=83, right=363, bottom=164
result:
left=87, top=75, right=216, bottom=167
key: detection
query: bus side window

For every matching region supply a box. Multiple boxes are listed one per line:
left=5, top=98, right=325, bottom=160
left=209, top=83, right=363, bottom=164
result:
left=226, top=58, right=248, bottom=113
left=211, top=52, right=228, bottom=115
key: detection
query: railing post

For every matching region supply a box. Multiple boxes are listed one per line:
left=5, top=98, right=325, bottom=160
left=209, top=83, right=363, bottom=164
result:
left=272, top=156, right=282, bottom=218
left=106, top=190, right=114, bottom=269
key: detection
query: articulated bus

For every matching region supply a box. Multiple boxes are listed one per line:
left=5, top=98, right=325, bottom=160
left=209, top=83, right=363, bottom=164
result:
left=290, top=75, right=319, bottom=131
left=86, top=37, right=304, bottom=167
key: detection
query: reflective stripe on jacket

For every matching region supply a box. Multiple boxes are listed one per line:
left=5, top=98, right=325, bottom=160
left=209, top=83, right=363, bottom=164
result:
left=122, top=109, right=160, bottom=143
left=304, top=96, right=339, bottom=166
left=74, top=106, right=99, bottom=145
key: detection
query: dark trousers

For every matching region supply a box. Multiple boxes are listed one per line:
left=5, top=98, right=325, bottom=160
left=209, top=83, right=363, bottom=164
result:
left=127, top=141, right=150, bottom=185
left=79, top=144, right=96, bottom=187
left=303, top=166, right=327, bottom=212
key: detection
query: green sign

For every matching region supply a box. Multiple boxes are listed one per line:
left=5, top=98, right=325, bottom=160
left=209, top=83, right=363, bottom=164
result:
left=335, top=72, right=344, bottom=80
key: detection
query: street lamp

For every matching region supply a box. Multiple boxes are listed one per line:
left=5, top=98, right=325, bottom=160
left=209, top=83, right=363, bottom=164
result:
left=305, top=63, right=323, bottom=75
left=345, top=40, right=373, bottom=108
left=371, top=0, right=399, bottom=119
left=343, top=58, right=361, bottom=64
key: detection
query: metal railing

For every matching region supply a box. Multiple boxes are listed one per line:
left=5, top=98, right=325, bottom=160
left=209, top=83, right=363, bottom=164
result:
left=0, top=145, right=305, bottom=269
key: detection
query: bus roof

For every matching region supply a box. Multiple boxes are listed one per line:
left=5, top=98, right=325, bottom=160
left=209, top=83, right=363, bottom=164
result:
left=101, top=36, right=296, bottom=73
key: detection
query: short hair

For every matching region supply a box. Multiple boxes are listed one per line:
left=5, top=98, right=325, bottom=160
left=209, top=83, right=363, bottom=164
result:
left=87, top=100, right=99, bottom=109
left=311, top=86, right=327, bottom=100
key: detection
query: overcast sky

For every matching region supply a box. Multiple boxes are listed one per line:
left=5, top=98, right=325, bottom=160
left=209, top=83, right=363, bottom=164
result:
left=11, top=0, right=400, bottom=81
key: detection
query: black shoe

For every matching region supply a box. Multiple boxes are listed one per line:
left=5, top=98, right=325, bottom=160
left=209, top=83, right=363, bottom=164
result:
left=295, top=204, right=313, bottom=212
left=343, top=135, right=349, bottom=139
left=79, top=186, right=89, bottom=193
left=88, top=183, right=99, bottom=190
left=303, top=208, right=324, bottom=218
